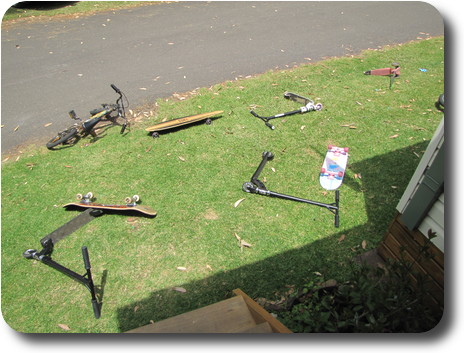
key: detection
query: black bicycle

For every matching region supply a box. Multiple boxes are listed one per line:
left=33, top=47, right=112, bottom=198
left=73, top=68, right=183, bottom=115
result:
left=46, top=84, right=129, bottom=150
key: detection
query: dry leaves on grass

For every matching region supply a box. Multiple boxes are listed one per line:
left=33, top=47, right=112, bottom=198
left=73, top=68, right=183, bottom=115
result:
left=234, top=198, right=245, bottom=208
left=362, top=240, right=367, bottom=249
left=58, top=323, right=71, bottom=331
left=172, top=287, right=187, bottom=293
left=234, top=233, right=252, bottom=251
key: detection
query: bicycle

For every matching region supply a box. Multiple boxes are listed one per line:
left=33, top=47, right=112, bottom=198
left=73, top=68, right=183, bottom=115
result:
left=46, top=84, right=129, bottom=150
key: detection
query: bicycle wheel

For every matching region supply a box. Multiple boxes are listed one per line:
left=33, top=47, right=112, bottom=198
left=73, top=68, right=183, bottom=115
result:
left=46, top=128, right=78, bottom=150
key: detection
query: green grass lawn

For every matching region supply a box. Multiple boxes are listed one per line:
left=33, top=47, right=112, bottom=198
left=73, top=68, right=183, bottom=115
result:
left=1, top=37, right=444, bottom=333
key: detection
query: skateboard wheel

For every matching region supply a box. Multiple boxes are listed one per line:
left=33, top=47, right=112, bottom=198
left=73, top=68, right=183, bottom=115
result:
left=132, top=195, right=140, bottom=202
left=344, top=147, right=349, bottom=153
left=124, top=197, right=132, bottom=204
left=76, top=193, right=83, bottom=200
left=205, top=118, right=212, bottom=125
left=86, top=192, right=93, bottom=200
left=328, top=145, right=333, bottom=150
left=315, top=103, right=323, bottom=111
left=338, top=171, right=344, bottom=177
left=151, top=132, right=160, bottom=138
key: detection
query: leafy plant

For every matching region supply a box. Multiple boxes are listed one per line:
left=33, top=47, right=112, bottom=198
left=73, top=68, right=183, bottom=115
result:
left=274, top=231, right=442, bottom=333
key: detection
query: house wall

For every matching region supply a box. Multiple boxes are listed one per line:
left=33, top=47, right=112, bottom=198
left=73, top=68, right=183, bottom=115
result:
left=378, top=117, right=444, bottom=312
left=396, top=118, right=444, bottom=251
left=378, top=213, right=444, bottom=310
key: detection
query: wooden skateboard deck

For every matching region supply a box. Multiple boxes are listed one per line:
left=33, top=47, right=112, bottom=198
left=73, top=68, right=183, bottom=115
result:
left=63, top=193, right=156, bottom=217
left=320, top=145, right=349, bottom=191
left=63, top=202, right=157, bottom=217
left=145, top=110, right=223, bottom=134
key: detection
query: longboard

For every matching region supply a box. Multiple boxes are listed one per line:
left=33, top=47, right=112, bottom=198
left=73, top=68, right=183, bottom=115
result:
left=320, top=145, right=349, bottom=191
left=145, top=110, right=224, bottom=137
left=63, top=193, right=157, bottom=217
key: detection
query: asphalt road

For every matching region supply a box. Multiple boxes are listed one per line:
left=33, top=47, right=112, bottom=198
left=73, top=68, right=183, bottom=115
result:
left=1, top=1, right=443, bottom=155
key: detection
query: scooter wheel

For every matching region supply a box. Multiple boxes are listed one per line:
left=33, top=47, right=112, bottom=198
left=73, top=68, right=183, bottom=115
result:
left=242, top=182, right=255, bottom=193
left=23, top=249, right=37, bottom=259
left=262, top=151, right=274, bottom=160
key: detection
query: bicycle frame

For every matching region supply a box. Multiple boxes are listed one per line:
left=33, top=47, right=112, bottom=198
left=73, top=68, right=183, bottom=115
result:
left=46, top=84, right=128, bottom=149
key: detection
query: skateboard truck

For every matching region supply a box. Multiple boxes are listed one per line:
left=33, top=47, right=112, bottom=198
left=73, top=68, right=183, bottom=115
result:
left=23, top=208, right=103, bottom=319
left=242, top=151, right=340, bottom=227
left=364, top=62, right=400, bottom=89
left=250, top=92, right=323, bottom=130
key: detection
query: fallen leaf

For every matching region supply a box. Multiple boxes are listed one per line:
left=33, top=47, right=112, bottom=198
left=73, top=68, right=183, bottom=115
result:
left=313, top=271, right=322, bottom=276
left=178, top=156, right=186, bottom=162
left=234, top=233, right=252, bottom=250
left=234, top=198, right=245, bottom=208
left=240, top=239, right=252, bottom=248
left=134, top=306, right=139, bottom=313
left=172, top=287, right=187, bottom=293
left=14, top=125, right=19, bottom=132
left=362, top=240, right=367, bottom=249
left=58, top=323, right=71, bottom=331
left=319, top=279, right=337, bottom=289
left=64, top=165, right=73, bottom=168
left=338, top=234, right=346, bottom=243
left=206, top=264, right=213, bottom=271
left=389, top=134, right=399, bottom=139
left=300, top=125, right=306, bottom=130
left=44, top=123, right=53, bottom=127
left=176, top=266, right=187, bottom=271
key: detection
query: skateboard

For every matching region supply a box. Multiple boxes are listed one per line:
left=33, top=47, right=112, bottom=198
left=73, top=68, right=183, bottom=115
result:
left=145, top=110, right=224, bottom=138
left=320, top=145, right=349, bottom=191
left=63, top=192, right=157, bottom=217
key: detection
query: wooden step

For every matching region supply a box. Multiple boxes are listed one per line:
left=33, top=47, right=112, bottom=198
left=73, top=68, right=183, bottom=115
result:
left=126, top=288, right=292, bottom=333
left=126, top=295, right=257, bottom=333
left=238, top=322, right=273, bottom=333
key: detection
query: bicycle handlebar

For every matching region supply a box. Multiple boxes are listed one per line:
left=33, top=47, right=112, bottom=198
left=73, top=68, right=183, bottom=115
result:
left=110, top=84, right=128, bottom=134
left=111, top=84, right=121, bottom=95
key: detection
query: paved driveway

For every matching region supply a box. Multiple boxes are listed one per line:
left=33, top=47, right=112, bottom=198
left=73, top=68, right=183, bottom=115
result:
left=1, top=1, right=443, bottom=154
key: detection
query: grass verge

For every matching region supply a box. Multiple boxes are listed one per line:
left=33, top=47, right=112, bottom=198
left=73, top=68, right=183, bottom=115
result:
left=1, top=37, right=444, bottom=333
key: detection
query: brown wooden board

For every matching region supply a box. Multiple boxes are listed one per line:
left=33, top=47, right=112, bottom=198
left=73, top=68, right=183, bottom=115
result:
left=63, top=202, right=157, bottom=217
left=126, top=296, right=256, bottom=333
left=145, top=110, right=224, bottom=132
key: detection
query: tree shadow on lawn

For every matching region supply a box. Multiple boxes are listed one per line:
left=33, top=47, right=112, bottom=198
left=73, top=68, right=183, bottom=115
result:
left=116, top=141, right=429, bottom=332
